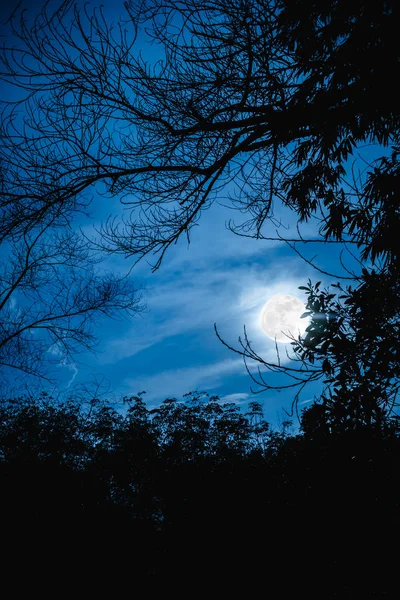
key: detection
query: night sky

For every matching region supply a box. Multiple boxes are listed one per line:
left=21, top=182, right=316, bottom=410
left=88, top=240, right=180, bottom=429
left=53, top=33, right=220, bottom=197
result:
left=0, top=0, right=388, bottom=426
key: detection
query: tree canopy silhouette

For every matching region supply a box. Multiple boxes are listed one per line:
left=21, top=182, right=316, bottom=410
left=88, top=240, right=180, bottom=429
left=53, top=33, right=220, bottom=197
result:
left=1, top=0, right=398, bottom=268
left=1, top=390, right=400, bottom=593
left=216, top=264, right=400, bottom=429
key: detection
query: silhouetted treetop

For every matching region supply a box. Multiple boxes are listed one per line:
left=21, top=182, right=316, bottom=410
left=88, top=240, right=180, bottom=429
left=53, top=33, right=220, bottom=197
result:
left=1, top=389, right=400, bottom=593
left=1, top=0, right=398, bottom=269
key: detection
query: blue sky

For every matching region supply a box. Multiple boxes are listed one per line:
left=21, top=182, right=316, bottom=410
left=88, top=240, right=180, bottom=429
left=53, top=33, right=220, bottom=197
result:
left=65, top=196, right=335, bottom=426
left=0, top=0, right=384, bottom=428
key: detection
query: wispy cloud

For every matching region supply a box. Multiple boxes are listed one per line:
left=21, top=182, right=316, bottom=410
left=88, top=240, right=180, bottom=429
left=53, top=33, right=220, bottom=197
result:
left=81, top=199, right=320, bottom=411
left=102, top=258, right=310, bottom=364
left=218, top=392, right=250, bottom=405
left=47, top=343, right=79, bottom=388
left=298, top=398, right=314, bottom=406
left=124, top=357, right=246, bottom=403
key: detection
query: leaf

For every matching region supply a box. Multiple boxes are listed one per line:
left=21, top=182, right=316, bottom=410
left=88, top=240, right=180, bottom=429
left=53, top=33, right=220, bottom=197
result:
left=300, top=311, right=312, bottom=318
left=322, top=359, right=331, bottom=374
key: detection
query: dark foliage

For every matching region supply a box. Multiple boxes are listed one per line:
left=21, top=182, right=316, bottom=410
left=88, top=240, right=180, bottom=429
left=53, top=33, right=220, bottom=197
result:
left=210, top=0, right=400, bottom=429
left=1, top=391, right=399, bottom=594
left=1, top=0, right=398, bottom=268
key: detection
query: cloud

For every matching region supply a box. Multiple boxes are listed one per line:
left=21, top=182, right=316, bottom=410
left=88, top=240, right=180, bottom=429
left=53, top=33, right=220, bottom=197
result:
left=79, top=189, right=321, bottom=280
left=101, top=257, right=310, bottom=364
left=47, top=343, right=79, bottom=388
left=121, top=340, right=297, bottom=405
left=156, top=197, right=322, bottom=273
left=218, top=392, right=250, bottom=405
left=124, top=357, right=246, bottom=403
left=65, top=362, right=79, bottom=388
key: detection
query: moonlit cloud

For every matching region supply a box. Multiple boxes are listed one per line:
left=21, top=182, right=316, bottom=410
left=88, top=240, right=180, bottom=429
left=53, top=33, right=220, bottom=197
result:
left=48, top=343, right=79, bottom=388
left=124, top=358, right=246, bottom=403
left=218, top=392, right=250, bottom=404
left=101, top=258, right=309, bottom=364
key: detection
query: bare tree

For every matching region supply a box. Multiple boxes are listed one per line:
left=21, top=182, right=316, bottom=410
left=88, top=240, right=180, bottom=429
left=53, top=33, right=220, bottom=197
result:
left=0, top=3, right=150, bottom=386
left=0, top=218, right=143, bottom=386
left=1, top=0, right=397, bottom=270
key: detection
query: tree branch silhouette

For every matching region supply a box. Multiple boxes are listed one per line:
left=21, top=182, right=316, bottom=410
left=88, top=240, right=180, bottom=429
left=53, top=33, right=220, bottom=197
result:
left=1, top=0, right=397, bottom=270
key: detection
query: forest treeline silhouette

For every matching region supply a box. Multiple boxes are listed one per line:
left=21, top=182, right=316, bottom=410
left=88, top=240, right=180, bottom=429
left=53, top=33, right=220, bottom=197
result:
left=1, top=390, right=400, bottom=593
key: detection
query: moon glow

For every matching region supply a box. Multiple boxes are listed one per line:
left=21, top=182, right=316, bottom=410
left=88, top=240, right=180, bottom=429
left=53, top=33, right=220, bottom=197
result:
left=260, top=294, right=308, bottom=343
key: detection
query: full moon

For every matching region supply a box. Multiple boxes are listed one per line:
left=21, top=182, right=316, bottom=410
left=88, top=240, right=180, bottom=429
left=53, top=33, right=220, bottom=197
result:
left=260, top=294, right=308, bottom=343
